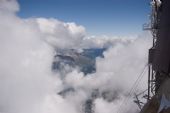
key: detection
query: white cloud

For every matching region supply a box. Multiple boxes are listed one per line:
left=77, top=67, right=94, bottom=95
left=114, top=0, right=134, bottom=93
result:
left=0, top=0, right=19, bottom=13
left=0, top=0, right=152, bottom=113
left=63, top=33, right=151, bottom=113
left=81, top=35, right=135, bottom=48
left=36, top=18, right=86, bottom=49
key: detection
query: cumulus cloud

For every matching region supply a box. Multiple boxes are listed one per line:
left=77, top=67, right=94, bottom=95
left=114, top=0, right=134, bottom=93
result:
left=0, top=0, right=152, bottom=113
left=81, top=35, right=136, bottom=48
left=36, top=18, right=86, bottom=49
left=94, top=97, right=137, bottom=113
left=0, top=0, right=19, bottom=13
left=63, top=34, right=151, bottom=113
left=0, top=2, right=56, bottom=113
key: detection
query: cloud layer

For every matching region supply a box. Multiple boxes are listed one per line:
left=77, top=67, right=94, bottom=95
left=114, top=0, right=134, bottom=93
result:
left=0, top=0, right=152, bottom=113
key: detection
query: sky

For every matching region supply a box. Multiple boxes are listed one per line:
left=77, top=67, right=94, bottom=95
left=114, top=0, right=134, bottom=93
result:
left=17, top=0, right=150, bottom=36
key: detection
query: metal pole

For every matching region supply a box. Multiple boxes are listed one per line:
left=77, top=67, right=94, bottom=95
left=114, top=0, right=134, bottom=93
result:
left=148, top=64, right=151, bottom=101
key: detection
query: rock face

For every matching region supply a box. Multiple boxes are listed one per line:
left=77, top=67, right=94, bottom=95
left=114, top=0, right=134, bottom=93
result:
left=140, top=78, right=170, bottom=113
left=52, top=48, right=106, bottom=75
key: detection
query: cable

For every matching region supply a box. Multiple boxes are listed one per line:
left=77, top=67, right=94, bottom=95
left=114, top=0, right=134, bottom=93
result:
left=116, top=63, right=148, bottom=113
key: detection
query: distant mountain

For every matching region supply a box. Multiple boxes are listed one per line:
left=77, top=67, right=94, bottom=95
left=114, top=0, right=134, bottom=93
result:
left=52, top=48, right=106, bottom=75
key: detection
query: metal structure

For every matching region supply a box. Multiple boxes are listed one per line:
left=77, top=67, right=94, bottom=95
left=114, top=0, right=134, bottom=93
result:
left=143, top=0, right=161, bottom=101
left=145, top=0, right=170, bottom=101
left=133, top=1, right=160, bottom=105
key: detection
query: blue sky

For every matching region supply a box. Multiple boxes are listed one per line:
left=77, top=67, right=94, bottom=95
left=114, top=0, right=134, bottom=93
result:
left=17, top=0, right=150, bottom=36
